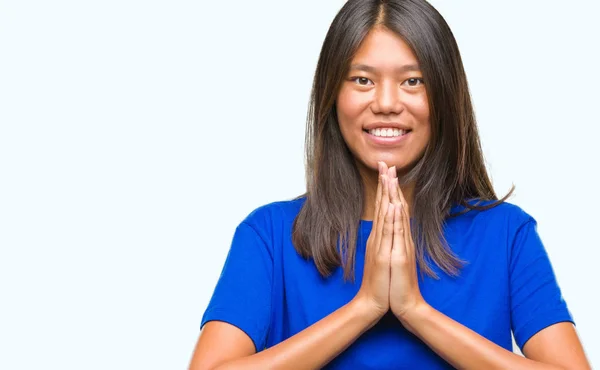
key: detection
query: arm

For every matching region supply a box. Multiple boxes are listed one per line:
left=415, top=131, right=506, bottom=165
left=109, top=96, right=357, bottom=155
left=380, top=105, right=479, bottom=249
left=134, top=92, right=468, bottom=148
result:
left=189, top=298, right=379, bottom=370
left=398, top=304, right=590, bottom=370
left=191, top=165, right=394, bottom=370
left=386, top=176, right=590, bottom=369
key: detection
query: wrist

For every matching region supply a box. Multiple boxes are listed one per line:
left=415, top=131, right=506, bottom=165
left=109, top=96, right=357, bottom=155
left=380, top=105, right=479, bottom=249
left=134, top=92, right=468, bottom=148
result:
left=348, top=297, right=384, bottom=330
left=396, top=302, right=432, bottom=335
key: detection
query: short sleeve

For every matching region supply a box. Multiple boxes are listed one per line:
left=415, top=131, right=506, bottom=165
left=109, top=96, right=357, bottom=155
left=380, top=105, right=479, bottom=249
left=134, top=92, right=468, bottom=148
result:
left=201, top=221, right=273, bottom=352
left=509, top=218, right=574, bottom=350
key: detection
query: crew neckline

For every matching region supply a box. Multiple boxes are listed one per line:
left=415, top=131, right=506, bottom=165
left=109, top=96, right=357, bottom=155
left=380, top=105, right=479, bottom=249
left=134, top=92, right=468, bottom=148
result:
left=358, top=203, right=465, bottom=228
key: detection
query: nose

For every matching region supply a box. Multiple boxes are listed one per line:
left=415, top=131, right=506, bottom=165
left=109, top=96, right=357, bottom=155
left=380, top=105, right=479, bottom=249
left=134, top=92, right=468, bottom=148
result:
left=371, top=81, right=404, bottom=115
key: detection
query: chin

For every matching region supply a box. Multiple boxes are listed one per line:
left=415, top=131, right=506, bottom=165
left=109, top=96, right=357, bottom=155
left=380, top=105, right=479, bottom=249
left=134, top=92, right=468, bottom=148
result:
left=368, top=154, right=423, bottom=175
left=376, top=156, right=410, bottom=169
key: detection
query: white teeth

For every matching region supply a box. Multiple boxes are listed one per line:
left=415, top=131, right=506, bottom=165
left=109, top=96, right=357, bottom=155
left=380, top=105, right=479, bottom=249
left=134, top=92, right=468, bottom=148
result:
left=368, top=128, right=407, bottom=137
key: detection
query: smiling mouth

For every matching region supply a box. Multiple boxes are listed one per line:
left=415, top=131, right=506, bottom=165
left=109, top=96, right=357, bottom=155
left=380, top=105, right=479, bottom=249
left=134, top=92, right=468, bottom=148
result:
left=363, top=128, right=412, bottom=137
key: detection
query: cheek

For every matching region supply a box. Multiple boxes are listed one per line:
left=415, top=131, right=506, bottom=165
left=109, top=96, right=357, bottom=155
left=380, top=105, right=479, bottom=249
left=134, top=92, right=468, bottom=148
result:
left=410, top=94, right=430, bottom=124
left=407, top=94, right=431, bottom=144
left=337, top=86, right=369, bottom=124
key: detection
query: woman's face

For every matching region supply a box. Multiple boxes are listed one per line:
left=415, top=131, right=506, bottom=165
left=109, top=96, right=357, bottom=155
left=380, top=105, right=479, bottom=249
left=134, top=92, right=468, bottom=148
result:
left=336, top=27, right=431, bottom=176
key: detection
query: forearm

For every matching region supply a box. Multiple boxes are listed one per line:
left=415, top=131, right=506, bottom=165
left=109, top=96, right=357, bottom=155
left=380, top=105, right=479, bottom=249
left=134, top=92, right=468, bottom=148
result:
left=214, top=299, right=379, bottom=370
left=399, top=304, right=563, bottom=370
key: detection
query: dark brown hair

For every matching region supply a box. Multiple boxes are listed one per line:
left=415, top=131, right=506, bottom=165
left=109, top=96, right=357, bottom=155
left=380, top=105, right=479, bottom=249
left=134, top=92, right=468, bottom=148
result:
left=292, top=0, right=513, bottom=280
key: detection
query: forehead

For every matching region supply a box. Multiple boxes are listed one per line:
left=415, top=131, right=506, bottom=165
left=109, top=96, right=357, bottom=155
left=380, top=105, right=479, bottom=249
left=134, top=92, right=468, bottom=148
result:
left=350, top=27, right=419, bottom=69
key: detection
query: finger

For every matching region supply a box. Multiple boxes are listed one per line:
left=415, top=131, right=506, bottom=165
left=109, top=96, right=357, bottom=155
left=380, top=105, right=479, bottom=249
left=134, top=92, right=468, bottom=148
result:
left=389, top=177, right=401, bottom=206
left=400, top=200, right=415, bottom=260
left=372, top=167, right=383, bottom=231
left=396, top=183, right=410, bottom=215
left=392, top=203, right=407, bottom=257
left=376, top=175, right=390, bottom=252
left=380, top=161, right=389, bottom=174
left=370, top=162, right=384, bottom=247
left=388, top=166, right=397, bottom=179
left=378, top=203, right=395, bottom=256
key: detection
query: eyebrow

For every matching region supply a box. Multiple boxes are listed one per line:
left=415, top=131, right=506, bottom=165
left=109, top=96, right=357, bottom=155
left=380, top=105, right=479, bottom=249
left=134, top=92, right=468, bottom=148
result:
left=349, top=63, right=421, bottom=74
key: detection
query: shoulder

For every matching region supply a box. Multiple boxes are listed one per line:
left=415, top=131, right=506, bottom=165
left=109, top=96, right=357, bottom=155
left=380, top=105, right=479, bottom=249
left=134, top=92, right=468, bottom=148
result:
left=240, top=195, right=307, bottom=237
left=450, top=199, right=535, bottom=226
left=447, top=199, right=538, bottom=242
left=446, top=200, right=545, bottom=268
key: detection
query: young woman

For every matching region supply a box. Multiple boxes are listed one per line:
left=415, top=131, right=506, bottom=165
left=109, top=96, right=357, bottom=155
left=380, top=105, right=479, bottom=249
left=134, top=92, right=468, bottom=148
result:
left=189, top=1, right=590, bottom=368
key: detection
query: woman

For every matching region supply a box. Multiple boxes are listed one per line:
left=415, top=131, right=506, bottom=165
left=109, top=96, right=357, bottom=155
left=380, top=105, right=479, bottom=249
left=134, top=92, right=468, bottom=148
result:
left=189, top=0, right=590, bottom=368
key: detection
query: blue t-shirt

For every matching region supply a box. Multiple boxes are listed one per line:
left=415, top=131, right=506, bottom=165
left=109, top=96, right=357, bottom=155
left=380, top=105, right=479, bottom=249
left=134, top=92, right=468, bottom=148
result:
left=201, top=197, right=573, bottom=369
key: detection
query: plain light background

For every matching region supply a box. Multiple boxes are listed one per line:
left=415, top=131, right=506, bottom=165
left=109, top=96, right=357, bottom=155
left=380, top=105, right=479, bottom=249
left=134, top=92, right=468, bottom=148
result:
left=1, top=0, right=598, bottom=368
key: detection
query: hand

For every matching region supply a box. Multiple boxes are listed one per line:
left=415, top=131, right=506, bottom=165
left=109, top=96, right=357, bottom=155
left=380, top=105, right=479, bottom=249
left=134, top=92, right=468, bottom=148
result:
left=353, top=161, right=395, bottom=319
left=387, top=170, right=426, bottom=322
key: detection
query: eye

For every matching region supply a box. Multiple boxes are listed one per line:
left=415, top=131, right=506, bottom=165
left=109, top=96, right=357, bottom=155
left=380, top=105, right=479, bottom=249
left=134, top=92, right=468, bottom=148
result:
left=402, top=78, right=424, bottom=87
left=350, top=77, right=374, bottom=86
